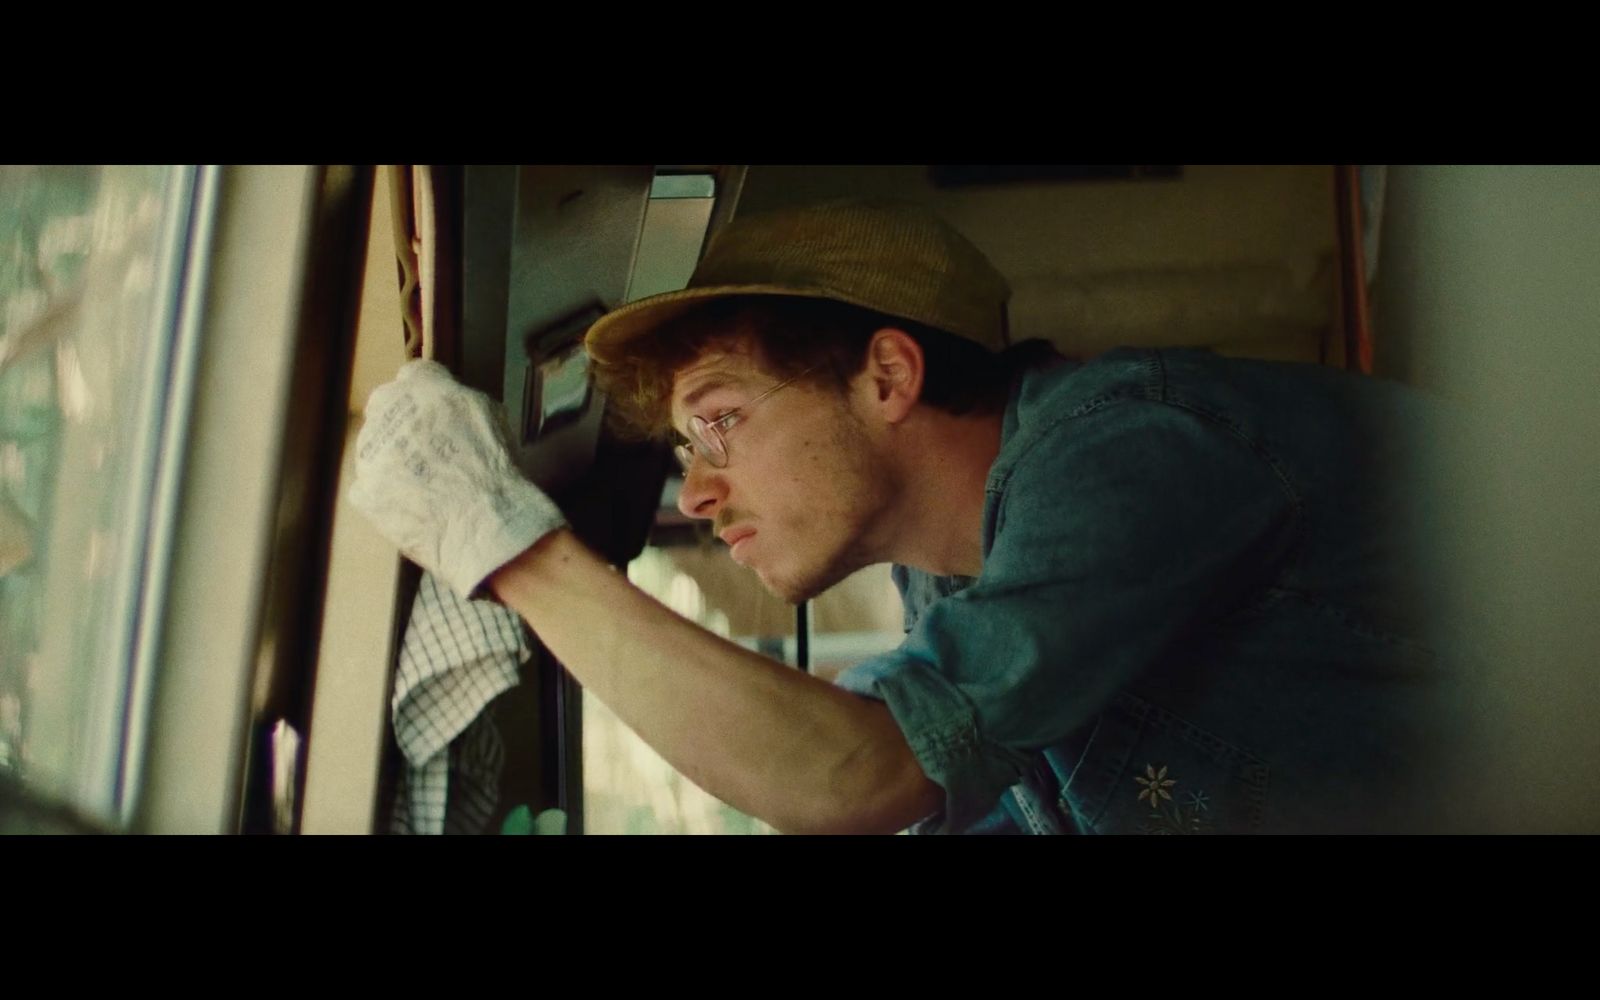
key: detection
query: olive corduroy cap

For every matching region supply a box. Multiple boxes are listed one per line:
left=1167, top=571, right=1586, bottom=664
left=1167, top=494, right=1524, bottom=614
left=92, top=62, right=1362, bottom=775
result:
left=584, top=199, right=1013, bottom=363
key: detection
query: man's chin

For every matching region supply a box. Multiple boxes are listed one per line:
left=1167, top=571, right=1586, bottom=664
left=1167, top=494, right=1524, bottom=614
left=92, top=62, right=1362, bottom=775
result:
left=754, top=560, right=852, bottom=606
left=754, top=570, right=817, bottom=606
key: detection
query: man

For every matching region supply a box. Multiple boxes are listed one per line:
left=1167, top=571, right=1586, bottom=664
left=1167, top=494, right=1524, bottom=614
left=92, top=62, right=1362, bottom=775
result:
left=352, top=199, right=1473, bottom=834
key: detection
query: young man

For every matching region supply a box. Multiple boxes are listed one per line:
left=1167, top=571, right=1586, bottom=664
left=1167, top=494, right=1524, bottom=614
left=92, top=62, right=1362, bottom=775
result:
left=351, top=200, right=1473, bottom=834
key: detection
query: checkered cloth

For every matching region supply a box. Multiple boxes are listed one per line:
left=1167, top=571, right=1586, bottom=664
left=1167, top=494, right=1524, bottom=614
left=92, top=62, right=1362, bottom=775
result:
left=389, top=571, right=530, bottom=835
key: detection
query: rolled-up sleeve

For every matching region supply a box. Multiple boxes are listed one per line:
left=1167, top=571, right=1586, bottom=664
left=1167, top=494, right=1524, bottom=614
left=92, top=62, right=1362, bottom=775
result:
left=837, top=400, right=1297, bottom=833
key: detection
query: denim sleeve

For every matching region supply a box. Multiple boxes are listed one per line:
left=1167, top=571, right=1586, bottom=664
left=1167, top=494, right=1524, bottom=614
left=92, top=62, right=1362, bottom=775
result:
left=837, top=400, right=1297, bottom=833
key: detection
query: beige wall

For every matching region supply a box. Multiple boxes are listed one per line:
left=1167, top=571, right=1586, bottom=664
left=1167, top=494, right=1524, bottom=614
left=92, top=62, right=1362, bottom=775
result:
left=1370, top=165, right=1600, bottom=832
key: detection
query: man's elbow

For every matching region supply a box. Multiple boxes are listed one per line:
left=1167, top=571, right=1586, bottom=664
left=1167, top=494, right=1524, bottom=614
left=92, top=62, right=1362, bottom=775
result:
left=776, top=752, right=944, bottom=835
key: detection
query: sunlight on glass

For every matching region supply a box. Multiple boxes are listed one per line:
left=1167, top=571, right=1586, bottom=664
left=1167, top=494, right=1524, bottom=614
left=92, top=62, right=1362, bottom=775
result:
left=0, top=165, right=186, bottom=816
left=581, top=546, right=775, bottom=834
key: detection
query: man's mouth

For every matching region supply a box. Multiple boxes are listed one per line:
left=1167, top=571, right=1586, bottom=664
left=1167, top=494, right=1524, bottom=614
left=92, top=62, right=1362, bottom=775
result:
left=719, top=526, right=757, bottom=562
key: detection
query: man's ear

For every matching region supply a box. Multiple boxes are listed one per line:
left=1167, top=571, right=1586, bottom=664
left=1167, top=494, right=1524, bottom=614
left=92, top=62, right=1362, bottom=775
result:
left=860, top=327, right=924, bottom=424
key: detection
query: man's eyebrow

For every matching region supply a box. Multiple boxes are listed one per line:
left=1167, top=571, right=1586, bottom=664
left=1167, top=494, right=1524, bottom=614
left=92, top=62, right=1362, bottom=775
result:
left=679, top=375, right=741, bottom=411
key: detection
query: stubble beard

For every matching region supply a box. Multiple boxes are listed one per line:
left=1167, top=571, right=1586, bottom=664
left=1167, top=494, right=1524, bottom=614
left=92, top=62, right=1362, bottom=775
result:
left=757, top=411, right=898, bottom=605
left=761, top=536, right=872, bottom=606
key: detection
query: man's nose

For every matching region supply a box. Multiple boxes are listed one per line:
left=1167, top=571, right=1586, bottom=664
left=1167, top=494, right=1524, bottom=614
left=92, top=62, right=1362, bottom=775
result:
left=676, top=460, right=726, bottom=520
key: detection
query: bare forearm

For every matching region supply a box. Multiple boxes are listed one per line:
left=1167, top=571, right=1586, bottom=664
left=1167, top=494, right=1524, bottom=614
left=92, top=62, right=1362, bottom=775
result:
left=489, top=529, right=938, bottom=833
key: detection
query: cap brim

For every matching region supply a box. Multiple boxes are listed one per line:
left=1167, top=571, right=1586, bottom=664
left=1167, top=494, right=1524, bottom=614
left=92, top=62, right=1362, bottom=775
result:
left=584, top=283, right=877, bottom=361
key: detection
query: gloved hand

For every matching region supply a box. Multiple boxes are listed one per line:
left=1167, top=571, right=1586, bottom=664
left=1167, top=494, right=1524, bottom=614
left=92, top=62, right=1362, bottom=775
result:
left=349, top=359, right=566, bottom=600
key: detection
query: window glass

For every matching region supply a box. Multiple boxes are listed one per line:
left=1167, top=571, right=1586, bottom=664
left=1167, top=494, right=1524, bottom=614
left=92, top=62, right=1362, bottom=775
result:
left=582, top=537, right=904, bottom=834
left=0, top=165, right=193, bottom=821
left=582, top=545, right=772, bottom=835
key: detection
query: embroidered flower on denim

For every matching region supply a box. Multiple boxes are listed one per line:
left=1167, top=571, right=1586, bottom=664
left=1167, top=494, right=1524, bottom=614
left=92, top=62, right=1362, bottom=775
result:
left=1134, top=766, right=1212, bottom=834
left=1134, top=764, right=1176, bottom=807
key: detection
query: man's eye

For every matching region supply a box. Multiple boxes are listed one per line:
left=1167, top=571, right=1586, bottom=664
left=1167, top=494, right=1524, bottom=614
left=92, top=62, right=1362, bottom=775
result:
left=712, top=410, right=741, bottom=430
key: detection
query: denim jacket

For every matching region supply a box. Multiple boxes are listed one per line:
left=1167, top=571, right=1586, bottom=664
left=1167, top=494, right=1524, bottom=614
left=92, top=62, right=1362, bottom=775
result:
left=837, top=348, right=1478, bottom=834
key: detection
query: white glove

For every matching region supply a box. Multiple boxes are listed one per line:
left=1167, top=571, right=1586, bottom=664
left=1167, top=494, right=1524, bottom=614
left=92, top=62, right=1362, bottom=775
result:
left=349, top=359, right=566, bottom=600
